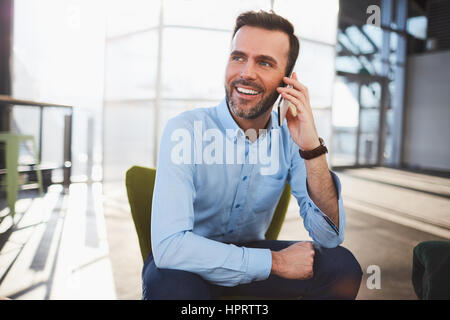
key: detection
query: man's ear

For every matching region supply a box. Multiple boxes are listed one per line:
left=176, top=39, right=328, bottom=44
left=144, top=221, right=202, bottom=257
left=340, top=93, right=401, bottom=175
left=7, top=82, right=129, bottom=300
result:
left=285, top=63, right=295, bottom=78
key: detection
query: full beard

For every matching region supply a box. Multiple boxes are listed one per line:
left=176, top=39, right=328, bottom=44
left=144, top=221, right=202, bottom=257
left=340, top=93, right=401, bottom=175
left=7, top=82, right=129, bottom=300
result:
left=225, top=83, right=280, bottom=120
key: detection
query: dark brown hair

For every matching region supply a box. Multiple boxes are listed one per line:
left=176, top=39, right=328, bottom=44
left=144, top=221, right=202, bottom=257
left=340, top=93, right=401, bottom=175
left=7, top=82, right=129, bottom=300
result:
left=232, top=10, right=300, bottom=76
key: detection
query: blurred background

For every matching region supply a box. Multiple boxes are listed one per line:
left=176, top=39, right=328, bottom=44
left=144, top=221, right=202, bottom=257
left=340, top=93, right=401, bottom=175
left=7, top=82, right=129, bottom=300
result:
left=0, top=0, right=449, bottom=300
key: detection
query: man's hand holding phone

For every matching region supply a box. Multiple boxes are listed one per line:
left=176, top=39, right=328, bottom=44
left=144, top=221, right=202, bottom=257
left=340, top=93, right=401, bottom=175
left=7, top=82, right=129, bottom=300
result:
left=276, top=72, right=320, bottom=151
left=277, top=73, right=340, bottom=230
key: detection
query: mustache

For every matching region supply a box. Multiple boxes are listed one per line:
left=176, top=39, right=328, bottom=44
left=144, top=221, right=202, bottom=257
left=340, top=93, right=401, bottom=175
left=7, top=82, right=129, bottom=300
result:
left=231, top=79, right=264, bottom=93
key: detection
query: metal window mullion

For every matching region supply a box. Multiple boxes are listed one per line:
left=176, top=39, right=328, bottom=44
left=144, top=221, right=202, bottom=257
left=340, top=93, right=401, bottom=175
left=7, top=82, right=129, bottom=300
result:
left=355, top=83, right=362, bottom=165
left=153, top=0, right=164, bottom=166
left=378, top=0, right=393, bottom=166
left=390, top=0, right=408, bottom=167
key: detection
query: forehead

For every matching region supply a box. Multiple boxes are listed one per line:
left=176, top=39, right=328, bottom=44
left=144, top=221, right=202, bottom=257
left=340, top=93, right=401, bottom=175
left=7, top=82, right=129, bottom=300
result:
left=231, top=25, right=290, bottom=63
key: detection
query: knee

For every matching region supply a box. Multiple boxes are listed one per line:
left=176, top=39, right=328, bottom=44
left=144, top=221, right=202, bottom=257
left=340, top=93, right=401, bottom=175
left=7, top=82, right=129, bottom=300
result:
left=142, top=256, right=212, bottom=300
left=316, top=246, right=363, bottom=299
left=334, top=246, right=363, bottom=280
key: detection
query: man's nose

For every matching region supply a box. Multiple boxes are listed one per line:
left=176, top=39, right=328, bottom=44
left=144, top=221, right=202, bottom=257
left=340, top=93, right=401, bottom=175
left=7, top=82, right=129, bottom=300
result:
left=240, top=62, right=257, bottom=80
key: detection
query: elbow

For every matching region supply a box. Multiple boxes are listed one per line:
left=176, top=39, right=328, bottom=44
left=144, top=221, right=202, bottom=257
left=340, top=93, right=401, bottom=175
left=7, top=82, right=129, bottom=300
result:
left=310, top=228, right=344, bottom=249
left=319, top=231, right=344, bottom=249
left=151, top=231, right=186, bottom=269
left=320, top=236, right=343, bottom=249
left=152, top=248, right=165, bottom=269
left=151, top=239, right=172, bottom=269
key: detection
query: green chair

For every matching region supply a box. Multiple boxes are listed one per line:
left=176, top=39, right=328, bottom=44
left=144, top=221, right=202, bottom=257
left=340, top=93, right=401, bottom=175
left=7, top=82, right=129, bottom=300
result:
left=0, top=133, right=43, bottom=217
left=125, top=164, right=292, bottom=267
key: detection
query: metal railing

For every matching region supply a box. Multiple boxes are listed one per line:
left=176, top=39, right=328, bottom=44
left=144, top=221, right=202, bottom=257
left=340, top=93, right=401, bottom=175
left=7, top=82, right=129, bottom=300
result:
left=0, top=95, right=73, bottom=188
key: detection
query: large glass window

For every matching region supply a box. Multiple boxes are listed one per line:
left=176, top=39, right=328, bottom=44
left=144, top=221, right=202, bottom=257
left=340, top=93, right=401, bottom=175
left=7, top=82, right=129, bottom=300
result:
left=163, top=0, right=270, bottom=29
left=160, top=28, right=230, bottom=100
left=105, top=31, right=158, bottom=101
left=274, top=0, right=339, bottom=45
left=332, top=0, right=407, bottom=167
left=297, top=40, right=336, bottom=108
left=331, top=77, right=359, bottom=166
left=13, top=0, right=106, bottom=182
left=106, top=0, right=160, bottom=37
left=13, top=0, right=340, bottom=184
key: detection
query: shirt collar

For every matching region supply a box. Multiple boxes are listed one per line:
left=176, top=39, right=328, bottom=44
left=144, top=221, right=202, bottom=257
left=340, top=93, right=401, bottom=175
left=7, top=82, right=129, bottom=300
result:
left=217, top=98, right=240, bottom=132
left=267, top=111, right=280, bottom=130
left=217, top=97, right=280, bottom=142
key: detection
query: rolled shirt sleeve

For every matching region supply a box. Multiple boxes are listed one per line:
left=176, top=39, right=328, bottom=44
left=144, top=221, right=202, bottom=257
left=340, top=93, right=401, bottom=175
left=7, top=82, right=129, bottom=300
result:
left=288, top=142, right=346, bottom=248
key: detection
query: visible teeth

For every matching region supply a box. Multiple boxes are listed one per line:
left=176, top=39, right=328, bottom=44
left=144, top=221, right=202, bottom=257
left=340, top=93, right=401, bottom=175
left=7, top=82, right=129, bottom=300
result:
left=236, top=87, right=259, bottom=95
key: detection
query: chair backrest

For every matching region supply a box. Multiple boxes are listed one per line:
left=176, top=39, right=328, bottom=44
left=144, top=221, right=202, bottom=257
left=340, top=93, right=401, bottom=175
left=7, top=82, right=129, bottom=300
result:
left=265, top=183, right=291, bottom=240
left=125, top=165, right=291, bottom=262
left=126, top=166, right=156, bottom=262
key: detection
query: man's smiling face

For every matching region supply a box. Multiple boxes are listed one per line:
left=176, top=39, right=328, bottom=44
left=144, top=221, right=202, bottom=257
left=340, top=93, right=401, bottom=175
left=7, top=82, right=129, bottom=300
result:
left=225, top=25, right=290, bottom=120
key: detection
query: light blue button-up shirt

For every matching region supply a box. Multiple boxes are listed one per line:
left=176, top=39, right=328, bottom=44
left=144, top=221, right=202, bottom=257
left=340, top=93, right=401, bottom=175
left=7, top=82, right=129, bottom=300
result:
left=151, top=98, right=346, bottom=287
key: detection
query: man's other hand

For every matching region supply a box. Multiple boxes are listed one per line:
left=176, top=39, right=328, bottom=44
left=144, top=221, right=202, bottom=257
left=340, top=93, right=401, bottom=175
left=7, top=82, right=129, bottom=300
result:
left=271, top=242, right=315, bottom=280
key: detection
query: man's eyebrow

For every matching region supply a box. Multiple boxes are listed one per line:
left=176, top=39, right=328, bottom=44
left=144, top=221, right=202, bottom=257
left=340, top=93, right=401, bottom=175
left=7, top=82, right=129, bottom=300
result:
left=230, top=50, right=247, bottom=57
left=230, top=50, right=278, bottom=66
left=258, top=54, right=278, bottom=66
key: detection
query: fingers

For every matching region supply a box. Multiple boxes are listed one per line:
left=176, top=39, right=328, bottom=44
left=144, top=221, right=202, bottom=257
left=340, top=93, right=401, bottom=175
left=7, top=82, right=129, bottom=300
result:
left=297, top=241, right=312, bottom=248
left=302, top=268, right=314, bottom=280
left=297, top=241, right=314, bottom=251
left=299, top=241, right=315, bottom=262
left=279, top=86, right=307, bottom=107
left=294, top=242, right=315, bottom=263
left=277, top=242, right=316, bottom=280
left=283, top=72, right=309, bottom=99
left=279, top=91, right=308, bottom=123
left=280, top=92, right=303, bottom=117
left=277, top=79, right=310, bottom=117
left=303, top=242, right=315, bottom=280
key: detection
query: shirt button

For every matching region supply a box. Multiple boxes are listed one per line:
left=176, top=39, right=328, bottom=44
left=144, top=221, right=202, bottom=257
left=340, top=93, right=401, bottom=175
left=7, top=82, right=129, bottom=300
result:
left=235, top=204, right=240, bottom=208
left=243, top=176, right=247, bottom=181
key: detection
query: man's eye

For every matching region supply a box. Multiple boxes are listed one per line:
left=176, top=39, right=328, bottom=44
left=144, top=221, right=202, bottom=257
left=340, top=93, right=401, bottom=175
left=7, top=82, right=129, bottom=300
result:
left=259, top=61, right=272, bottom=67
left=231, top=56, right=244, bottom=62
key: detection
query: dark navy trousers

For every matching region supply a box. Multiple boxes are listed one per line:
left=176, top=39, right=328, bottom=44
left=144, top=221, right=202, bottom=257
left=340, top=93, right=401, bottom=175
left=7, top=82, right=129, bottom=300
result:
left=142, top=240, right=363, bottom=300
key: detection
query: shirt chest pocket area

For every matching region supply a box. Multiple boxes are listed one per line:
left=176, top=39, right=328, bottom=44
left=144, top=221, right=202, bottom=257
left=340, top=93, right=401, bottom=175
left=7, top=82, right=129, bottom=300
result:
left=251, top=175, right=286, bottom=214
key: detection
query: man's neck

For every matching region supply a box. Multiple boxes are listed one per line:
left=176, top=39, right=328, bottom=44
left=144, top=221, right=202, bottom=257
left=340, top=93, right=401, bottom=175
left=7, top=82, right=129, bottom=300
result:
left=228, top=107, right=273, bottom=142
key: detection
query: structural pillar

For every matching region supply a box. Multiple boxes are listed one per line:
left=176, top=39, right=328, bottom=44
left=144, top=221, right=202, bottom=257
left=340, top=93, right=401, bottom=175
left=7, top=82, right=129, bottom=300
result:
left=0, top=0, right=13, bottom=170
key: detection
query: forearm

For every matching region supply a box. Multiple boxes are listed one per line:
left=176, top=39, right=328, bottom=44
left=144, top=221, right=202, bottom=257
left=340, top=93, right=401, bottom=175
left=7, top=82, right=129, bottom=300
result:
left=271, top=250, right=283, bottom=276
left=304, top=154, right=339, bottom=228
left=152, top=228, right=271, bottom=286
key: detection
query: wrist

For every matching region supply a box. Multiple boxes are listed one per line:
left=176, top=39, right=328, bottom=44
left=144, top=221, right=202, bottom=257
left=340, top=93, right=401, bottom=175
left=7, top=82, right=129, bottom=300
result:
left=271, top=250, right=282, bottom=276
left=299, top=140, right=320, bottom=151
left=297, top=131, right=320, bottom=151
left=299, top=137, right=328, bottom=160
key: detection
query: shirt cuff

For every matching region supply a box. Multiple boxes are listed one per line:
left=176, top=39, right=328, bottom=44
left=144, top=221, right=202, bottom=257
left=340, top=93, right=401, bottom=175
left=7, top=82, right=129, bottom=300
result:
left=245, top=247, right=272, bottom=283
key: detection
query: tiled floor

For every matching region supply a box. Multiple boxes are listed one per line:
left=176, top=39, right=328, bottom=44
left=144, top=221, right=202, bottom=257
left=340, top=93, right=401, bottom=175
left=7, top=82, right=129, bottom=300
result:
left=0, top=167, right=449, bottom=300
left=0, top=183, right=115, bottom=299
